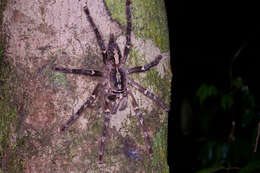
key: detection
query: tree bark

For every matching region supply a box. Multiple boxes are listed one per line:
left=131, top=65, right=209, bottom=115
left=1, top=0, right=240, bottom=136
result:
left=2, top=0, right=171, bottom=172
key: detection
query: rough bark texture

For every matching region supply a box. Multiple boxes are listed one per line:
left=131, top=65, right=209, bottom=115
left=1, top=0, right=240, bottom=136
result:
left=2, top=0, right=171, bottom=172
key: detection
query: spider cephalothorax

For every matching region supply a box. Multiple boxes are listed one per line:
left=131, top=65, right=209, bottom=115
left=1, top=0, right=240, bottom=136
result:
left=53, top=0, right=169, bottom=163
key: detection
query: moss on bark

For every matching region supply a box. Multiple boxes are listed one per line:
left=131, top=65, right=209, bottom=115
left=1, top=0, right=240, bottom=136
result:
left=104, top=0, right=169, bottom=52
left=1, top=1, right=26, bottom=172
left=2, top=0, right=171, bottom=172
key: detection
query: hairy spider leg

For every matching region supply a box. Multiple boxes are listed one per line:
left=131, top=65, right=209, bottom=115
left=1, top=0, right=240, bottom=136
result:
left=60, top=83, right=102, bottom=133
left=114, top=40, right=122, bottom=64
left=98, top=92, right=112, bottom=163
left=111, top=93, right=128, bottom=114
left=121, top=0, right=132, bottom=64
left=111, top=97, right=121, bottom=114
left=84, top=5, right=107, bottom=64
left=128, top=55, right=163, bottom=74
left=53, top=67, right=103, bottom=77
left=98, top=110, right=111, bottom=163
left=129, top=91, right=153, bottom=157
left=107, top=34, right=122, bottom=65
left=128, top=79, right=169, bottom=111
left=119, top=94, right=128, bottom=111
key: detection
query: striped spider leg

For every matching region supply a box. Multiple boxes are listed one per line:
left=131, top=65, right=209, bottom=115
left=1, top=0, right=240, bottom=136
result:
left=125, top=69, right=169, bottom=158
left=128, top=79, right=169, bottom=112
left=98, top=88, right=112, bottom=163
left=59, top=82, right=102, bottom=133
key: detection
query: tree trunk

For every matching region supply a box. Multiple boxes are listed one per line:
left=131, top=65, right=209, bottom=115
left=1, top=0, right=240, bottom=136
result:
left=2, top=0, right=171, bottom=172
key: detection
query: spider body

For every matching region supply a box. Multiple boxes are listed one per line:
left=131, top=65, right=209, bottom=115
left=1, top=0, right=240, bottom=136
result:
left=53, top=0, right=169, bottom=163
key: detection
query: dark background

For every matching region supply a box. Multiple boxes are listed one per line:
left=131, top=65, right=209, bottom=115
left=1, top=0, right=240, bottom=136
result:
left=164, top=0, right=259, bottom=172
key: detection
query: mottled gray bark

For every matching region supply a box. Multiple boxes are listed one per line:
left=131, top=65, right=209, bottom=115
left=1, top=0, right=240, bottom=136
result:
left=2, top=0, right=171, bottom=172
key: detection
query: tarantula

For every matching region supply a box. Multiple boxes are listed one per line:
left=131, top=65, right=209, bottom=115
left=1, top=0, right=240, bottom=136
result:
left=53, top=0, right=169, bottom=163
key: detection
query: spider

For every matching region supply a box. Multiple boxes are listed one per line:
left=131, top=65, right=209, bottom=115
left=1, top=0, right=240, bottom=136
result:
left=53, top=0, right=169, bottom=163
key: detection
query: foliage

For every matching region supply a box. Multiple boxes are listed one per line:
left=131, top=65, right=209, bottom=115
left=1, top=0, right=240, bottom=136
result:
left=195, top=77, right=260, bottom=172
left=196, top=83, right=219, bottom=105
left=194, top=50, right=260, bottom=172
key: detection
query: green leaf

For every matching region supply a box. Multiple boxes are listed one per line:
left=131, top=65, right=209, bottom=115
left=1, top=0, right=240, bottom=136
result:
left=221, top=94, right=233, bottom=110
left=196, top=83, right=219, bottom=104
left=232, top=77, right=243, bottom=89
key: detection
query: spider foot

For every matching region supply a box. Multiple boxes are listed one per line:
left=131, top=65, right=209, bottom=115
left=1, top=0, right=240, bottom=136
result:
left=83, top=5, right=89, bottom=14
left=60, top=125, right=67, bottom=134
left=98, top=154, right=103, bottom=164
left=148, top=147, right=153, bottom=157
